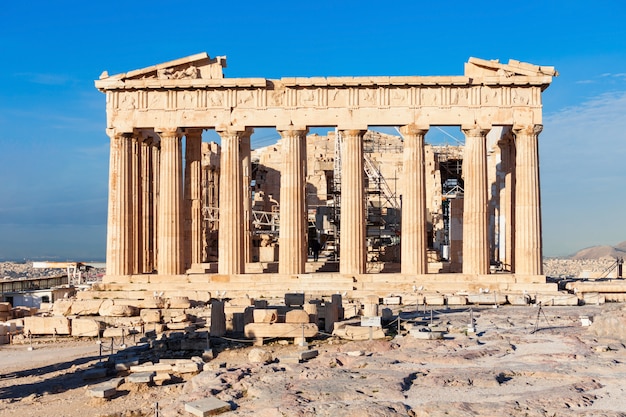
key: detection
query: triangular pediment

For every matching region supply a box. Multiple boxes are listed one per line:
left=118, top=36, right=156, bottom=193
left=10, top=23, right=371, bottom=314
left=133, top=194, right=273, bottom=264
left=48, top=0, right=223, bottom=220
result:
left=466, top=57, right=558, bottom=78
left=99, top=53, right=226, bottom=81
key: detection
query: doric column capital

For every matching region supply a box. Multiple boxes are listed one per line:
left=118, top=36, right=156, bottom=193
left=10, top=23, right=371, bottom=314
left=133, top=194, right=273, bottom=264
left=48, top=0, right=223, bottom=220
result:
left=461, top=125, right=491, bottom=137
left=155, top=127, right=182, bottom=139
left=216, top=126, right=254, bottom=139
left=339, top=129, right=367, bottom=138
left=107, top=128, right=133, bottom=140
left=277, top=126, right=308, bottom=136
left=400, top=124, right=429, bottom=136
left=513, top=124, right=543, bottom=136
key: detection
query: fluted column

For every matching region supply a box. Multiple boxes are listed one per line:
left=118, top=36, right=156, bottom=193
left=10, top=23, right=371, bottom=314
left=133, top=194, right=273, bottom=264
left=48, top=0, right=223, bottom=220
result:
left=400, top=124, right=429, bottom=275
left=130, top=134, right=143, bottom=274
left=156, top=128, right=184, bottom=275
left=498, top=133, right=516, bottom=271
left=241, top=134, right=252, bottom=264
left=152, top=144, right=160, bottom=271
left=184, top=128, right=203, bottom=270
left=278, top=127, right=309, bottom=275
left=514, top=124, right=543, bottom=275
left=105, top=130, right=133, bottom=277
left=218, top=127, right=253, bottom=274
left=461, top=125, right=491, bottom=275
left=140, top=138, right=154, bottom=273
left=339, top=129, right=366, bottom=275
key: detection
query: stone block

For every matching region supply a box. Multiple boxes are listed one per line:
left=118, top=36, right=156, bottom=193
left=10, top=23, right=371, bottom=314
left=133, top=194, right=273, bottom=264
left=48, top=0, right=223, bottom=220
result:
left=535, top=293, right=580, bottom=306
left=285, top=293, right=305, bottom=307
left=24, top=316, right=71, bottom=335
left=166, top=322, right=194, bottom=331
left=445, top=295, right=467, bottom=306
left=582, top=292, right=606, bottom=305
left=362, top=303, right=379, bottom=317
left=173, top=360, right=202, bottom=373
left=141, top=297, right=165, bottom=309
left=127, top=371, right=154, bottom=383
left=130, top=363, right=173, bottom=373
left=153, top=373, right=171, bottom=385
left=168, top=296, right=191, bottom=309
left=0, top=302, right=11, bottom=312
left=99, top=300, right=139, bottom=317
left=87, top=377, right=124, bottom=398
left=254, top=300, right=268, bottom=308
left=244, top=323, right=318, bottom=339
left=424, top=295, right=445, bottom=305
left=115, top=359, right=139, bottom=371
left=285, top=309, right=309, bottom=324
left=0, top=335, right=9, bottom=344
left=383, top=296, right=401, bottom=305
left=467, top=293, right=507, bottom=305
left=507, top=294, right=530, bottom=306
left=140, top=309, right=161, bottom=323
left=70, top=299, right=104, bottom=316
left=185, top=397, right=231, bottom=416
left=72, top=318, right=104, bottom=337
left=52, top=299, right=73, bottom=316
left=210, top=300, right=225, bottom=337
left=102, top=327, right=126, bottom=338
left=253, top=308, right=278, bottom=323
left=298, top=349, right=318, bottom=361
left=343, top=303, right=358, bottom=318
left=332, top=324, right=385, bottom=340
left=410, top=327, right=445, bottom=340
left=228, top=297, right=253, bottom=307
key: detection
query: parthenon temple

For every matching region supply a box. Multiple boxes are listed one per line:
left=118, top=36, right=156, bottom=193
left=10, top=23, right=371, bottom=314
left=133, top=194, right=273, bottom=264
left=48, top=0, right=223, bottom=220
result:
left=95, top=53, right=559, bottom=300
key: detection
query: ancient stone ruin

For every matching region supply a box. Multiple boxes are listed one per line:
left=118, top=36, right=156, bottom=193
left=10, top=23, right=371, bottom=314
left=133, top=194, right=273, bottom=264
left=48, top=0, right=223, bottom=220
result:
left=94, top=53, right=558, bottom=297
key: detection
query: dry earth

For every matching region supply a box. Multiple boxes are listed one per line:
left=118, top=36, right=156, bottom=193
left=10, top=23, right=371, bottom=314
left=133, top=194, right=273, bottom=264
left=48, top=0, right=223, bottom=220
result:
left=2, top=304, right=626, bottom=416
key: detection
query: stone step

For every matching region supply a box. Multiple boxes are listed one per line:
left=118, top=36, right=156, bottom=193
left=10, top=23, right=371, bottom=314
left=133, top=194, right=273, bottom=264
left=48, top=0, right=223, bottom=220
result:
left=79, top=281, right=559, bottom=304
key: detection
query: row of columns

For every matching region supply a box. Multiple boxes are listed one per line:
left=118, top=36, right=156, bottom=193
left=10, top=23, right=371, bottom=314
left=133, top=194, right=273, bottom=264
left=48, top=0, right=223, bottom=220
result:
left=106, top=123, right=544, bottom=278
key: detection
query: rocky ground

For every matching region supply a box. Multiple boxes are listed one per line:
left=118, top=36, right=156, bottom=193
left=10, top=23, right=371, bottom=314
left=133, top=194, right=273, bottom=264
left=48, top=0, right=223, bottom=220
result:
left=2, top=304, right=626, bottom=416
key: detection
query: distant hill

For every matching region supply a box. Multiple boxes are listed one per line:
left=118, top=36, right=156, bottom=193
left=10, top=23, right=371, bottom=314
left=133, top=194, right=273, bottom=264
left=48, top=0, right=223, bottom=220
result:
left=570, top=241, right=626, bottom=260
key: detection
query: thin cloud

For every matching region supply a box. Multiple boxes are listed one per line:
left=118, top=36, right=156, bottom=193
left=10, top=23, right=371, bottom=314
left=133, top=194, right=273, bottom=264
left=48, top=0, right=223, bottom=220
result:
left=14, top=72, right=70, bottom=85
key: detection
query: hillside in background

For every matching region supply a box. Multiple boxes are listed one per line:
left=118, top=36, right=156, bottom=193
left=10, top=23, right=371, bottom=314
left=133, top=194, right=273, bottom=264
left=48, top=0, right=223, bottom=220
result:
left=570, top=241, right=626, bottom=260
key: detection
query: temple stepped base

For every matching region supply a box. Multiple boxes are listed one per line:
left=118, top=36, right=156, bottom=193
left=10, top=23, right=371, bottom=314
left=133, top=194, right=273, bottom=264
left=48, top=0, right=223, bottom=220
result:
left=83, top=272, right=558, bottom=302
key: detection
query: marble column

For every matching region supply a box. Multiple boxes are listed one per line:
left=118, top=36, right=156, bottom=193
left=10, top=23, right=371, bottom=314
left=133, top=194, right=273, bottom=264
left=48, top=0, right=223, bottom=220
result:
left=241, top=134, right=253, bottom=265
left=130, top=134, right=143, bottom=274
left=278, top=127, right=309, bottom=275
left=339, top=129, right=366, bottom=275
left=152, top=143, right=160, bottom=272
left=497, top=133, right=516, bottom=272
left=400, top=124, right=429, bottom=275
left=461, top=125, right=491, bottom=275
left=156, top=128, right=184, bottom=275
left=184, top=128, right=203, bottom=270
left=514, top=124, right=543, bottom=275
left=140, top=137, right=155, bottom=273
left=218, top=127, right=253, bottom=275
left=105, top=130, right=133, bottom=276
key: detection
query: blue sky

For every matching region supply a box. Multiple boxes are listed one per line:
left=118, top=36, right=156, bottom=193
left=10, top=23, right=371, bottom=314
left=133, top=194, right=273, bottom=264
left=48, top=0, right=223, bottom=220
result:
left=0, top=0, right=625, bottom=260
